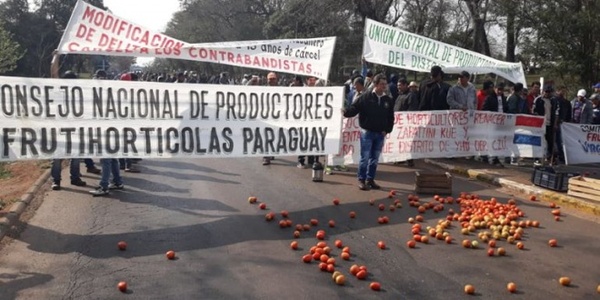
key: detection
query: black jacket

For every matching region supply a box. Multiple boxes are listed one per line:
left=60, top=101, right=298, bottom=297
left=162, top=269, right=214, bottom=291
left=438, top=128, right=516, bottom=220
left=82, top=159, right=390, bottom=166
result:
left=533, top=96, right=558, bottom=127
left=344, top=91, right=395, bottom=133
left=418, top=79, right=450, bottom=111
left=483, top=94, right=508, bottom=113
left=556, top=96, right=572, bottom=123
left=394, top=91, right=420, bottom=112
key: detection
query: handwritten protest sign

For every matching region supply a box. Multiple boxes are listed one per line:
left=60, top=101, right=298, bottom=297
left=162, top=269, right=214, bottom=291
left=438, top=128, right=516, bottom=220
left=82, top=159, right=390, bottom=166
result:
left=57, top=0, right=336, bottom=79
left=0, top=76, right=343, bottom=161
left=330, top=111, right=545, bottom=164
left=562, top=123, right=600, bottom=165
left=363, top=18, right=527, bottom=85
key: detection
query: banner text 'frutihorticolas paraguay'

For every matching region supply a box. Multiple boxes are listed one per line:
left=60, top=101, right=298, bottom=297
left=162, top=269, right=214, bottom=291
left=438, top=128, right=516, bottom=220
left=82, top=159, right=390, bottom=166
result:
left=0, top=76, right=344, bottom=160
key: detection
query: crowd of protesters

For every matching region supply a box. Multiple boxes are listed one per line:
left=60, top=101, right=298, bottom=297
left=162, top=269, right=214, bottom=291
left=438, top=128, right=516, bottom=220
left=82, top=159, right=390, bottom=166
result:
left=343, top=62, right=600, bottom=168
left=49, top=52, right=600, bottom=193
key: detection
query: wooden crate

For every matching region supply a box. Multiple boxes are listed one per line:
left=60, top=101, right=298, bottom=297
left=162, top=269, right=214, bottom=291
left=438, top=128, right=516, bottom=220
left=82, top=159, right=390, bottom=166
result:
left=568, top=176, right=600, bottom=203
left=415, top=171, right=452, bottom=195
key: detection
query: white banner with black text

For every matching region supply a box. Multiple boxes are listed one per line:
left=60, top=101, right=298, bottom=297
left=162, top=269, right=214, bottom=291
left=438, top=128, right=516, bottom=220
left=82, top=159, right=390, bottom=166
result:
left=0, top=76, right=344, bottom=160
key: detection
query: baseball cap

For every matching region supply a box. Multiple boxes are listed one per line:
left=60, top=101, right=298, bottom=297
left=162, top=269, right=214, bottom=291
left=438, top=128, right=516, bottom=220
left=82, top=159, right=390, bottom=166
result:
left=458, top=71, right=470, bottom=78
left=593, top=83, right=600, bottom=89
left=577, top=89, right=586, bottom=97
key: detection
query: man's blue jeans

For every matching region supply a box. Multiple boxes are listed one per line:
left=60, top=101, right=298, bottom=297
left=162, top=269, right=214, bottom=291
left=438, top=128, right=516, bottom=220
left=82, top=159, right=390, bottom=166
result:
left=357, top=130, right=385, bottom=181
left=51, top=159, right=81, bottom=183
left=99, top=158, right=122, bottom=190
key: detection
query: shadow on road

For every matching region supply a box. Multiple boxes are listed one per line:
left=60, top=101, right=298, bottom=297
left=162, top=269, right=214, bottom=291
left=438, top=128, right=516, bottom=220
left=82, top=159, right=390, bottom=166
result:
left=0, top=272, right=54, bottom=299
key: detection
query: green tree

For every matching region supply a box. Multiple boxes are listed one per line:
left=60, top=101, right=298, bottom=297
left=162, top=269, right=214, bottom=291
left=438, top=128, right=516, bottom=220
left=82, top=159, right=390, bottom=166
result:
left=0, top=20, right=24, bottom=74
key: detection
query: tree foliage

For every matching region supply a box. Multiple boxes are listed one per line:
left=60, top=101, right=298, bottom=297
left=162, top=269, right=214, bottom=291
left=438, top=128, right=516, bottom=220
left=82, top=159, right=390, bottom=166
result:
left=0, top=20, right=24, bottom=74
left=1, top=0, right=599, bottom=86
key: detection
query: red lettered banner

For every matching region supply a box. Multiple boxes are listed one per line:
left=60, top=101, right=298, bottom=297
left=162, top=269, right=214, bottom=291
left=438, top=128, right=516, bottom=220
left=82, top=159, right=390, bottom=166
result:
left=329, top=111, right=546, bottom=164
left=57, top=0, right=336, bottom=79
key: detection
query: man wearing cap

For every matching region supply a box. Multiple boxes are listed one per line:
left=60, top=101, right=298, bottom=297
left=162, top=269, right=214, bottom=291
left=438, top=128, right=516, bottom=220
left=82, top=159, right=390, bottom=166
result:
left=592, top=83, right=600, bottom=95
left=570, top=89, right=594, bottom=124
left=533, top=85, right=558, bottom=165
left=419, top=66, right=450, bottom=111
left=342, top=74, right=395, bottom=190
left=262, top=72, right=279, bottom=165
left=447, top=71, right=476, bottom=111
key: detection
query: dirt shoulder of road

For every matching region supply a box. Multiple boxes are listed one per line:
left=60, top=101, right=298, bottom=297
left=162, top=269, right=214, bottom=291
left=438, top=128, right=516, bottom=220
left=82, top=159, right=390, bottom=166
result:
left=0, top=161, right=49, bottom=215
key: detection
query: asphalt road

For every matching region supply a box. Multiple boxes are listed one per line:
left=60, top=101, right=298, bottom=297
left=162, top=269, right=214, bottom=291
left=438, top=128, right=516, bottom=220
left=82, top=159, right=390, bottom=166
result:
left=0, top=157, right=599, bottom=300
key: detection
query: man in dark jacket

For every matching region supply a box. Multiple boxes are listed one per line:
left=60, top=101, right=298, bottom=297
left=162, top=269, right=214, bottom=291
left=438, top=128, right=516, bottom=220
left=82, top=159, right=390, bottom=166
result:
left=483, top=82, right=508, bottom=113
left=388, top=73, right=399, bottom=101
left=554, top=86, right=571, bottom=164
left=419, top=66, right=450, bottom=111
left=533, top=85, right=558, bottom=165
left=343, top=74, right=395, bottom=190
left=506, top=83, right=528, bottom=114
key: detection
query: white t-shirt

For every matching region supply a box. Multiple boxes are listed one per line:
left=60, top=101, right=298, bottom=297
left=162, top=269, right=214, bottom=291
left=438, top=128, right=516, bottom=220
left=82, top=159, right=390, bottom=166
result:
left=497, top=96, right=503, bottom=112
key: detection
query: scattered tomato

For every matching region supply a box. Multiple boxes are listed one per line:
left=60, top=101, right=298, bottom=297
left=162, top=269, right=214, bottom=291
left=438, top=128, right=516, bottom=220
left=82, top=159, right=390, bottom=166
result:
left=117, top=281, right=127, bottom=293
left=369, top=282, right=381, bottom=291
left=290, top=241, right=298, bottom=250
left=117, top=241, right=127, bottom=251
left=166, top=250, right=176, bottom=260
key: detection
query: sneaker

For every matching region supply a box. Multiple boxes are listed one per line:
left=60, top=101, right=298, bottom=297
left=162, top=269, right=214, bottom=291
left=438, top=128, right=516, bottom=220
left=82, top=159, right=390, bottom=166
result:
left=51, top=182, right=61, bottom=191
left=262, top=158, right=271, bottom=165
left=109, top=183, right=124, bottom=190
left=367, top=180, right=381, bottom=189
left=358, top=180, right=369, bottom=191
left=124, top=167, right=141, bottom=173
left=86, top=167, right=101, bottom=174
left=89, top=187, right=109, bottom=197
left=297, top=162, right=307, bottom=169
left=533, top=160, right=542, bottom=166
left=71, top=179, right=87, bottom=187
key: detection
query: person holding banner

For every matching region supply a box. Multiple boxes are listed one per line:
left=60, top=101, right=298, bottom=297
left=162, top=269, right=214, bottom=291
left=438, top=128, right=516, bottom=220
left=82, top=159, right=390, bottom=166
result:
left=533, top=85, right=558, bottom=165
left=262, top=72, right=279, bottom=166
left=342, top=74, right=395, bottom=190
left=447, top=71, right=476, bottom=111
left=49, top=50, right=87, bottom=190
left=298, top=76, right=318, bottom=168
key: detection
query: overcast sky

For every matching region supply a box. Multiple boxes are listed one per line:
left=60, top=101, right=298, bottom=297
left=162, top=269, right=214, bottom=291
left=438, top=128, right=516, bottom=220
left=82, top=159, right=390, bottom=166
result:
left=103, top=0, right=181, bottom=65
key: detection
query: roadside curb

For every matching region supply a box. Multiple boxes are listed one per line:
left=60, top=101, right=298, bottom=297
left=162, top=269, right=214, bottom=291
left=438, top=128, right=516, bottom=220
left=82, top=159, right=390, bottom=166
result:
left=0, top=168, right=51, bottom=241
left=423, top=159, right=600, bottom=216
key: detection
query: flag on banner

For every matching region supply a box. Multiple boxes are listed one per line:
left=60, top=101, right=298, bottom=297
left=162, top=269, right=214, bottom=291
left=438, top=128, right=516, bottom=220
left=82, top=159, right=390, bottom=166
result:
left=513, top=115, right=545, bottom=147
